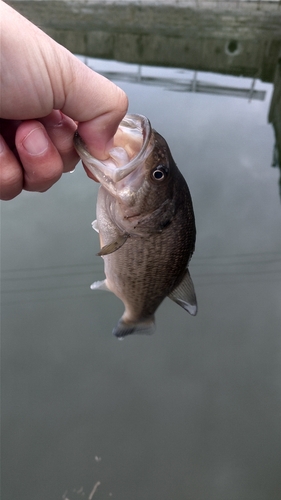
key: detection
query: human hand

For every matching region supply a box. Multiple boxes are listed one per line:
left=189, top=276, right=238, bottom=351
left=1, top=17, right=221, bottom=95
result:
left=0, top=1, right=128, bottom=200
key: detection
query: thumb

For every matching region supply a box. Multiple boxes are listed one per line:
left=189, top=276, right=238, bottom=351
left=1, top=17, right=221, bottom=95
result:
left=0, top=2, right=128, bottom=160
left=56, top=51, right=128, bottom=159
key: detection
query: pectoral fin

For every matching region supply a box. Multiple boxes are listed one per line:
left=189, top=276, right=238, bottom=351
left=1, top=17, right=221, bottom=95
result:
left=169, top=269, right=197, bottom=316
left=97, top=233, right=129, bottom=256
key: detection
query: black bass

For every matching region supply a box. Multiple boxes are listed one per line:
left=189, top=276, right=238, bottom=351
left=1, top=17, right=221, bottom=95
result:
left=74, top=114, right=197, bottom=338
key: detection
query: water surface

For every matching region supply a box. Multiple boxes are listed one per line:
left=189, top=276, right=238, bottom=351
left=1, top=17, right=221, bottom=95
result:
left=1, top=60, right=281, bottom=500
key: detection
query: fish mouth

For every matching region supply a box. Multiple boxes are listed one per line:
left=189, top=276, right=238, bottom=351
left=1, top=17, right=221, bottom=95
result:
left=74, top=114, right=153, bottom=185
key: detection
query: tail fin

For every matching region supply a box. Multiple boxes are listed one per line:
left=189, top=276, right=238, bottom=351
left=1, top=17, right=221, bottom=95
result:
left=112, top=316, right=155, bottom=339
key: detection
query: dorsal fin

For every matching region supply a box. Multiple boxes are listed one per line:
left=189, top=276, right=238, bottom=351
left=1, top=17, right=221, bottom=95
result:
left=169, top=269, right=197, bottom=316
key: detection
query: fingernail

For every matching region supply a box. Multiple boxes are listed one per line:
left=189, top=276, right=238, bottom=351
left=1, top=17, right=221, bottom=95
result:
left=42, top=110, right=64, bottom=128
left=22, top=127, right=49, bottom=155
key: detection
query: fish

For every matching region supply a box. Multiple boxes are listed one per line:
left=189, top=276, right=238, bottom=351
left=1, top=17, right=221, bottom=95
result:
left=74, top=114, right=197, bottom=339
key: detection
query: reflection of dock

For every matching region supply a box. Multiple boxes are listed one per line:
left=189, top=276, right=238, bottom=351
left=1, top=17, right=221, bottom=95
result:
left=7, top=0, right=281, bottom=82
left=83, top=58, right=266, bottom=100
left=269, top=56, right=281, bottom=195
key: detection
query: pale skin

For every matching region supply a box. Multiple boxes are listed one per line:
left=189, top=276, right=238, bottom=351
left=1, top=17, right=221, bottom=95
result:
left=0, top=1, right=128, bottom=200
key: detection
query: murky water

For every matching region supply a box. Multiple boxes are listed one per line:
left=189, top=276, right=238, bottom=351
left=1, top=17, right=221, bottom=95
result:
left=1, top=57, right=281, bottom=500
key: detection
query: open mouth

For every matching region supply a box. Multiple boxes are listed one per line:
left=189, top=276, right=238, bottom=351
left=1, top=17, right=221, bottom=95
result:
left=74, top=114, right=153, bottom=184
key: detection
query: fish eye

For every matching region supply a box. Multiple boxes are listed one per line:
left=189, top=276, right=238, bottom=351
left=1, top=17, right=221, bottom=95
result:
left=152, top=165, right=167, bottom=181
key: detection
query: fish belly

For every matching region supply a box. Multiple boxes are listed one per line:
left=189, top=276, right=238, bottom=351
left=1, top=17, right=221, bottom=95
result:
left=97, top=189, right=191, bottom=324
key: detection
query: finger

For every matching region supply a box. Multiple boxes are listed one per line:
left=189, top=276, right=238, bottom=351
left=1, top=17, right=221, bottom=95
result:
left=1, top=2, right=128, bottom=160
left=53, top=52, right=128, bottom=159
left=0, top=119, right=22, bottom=151
left=76, top=84, right=128, bottom=160
left=15, top=121, right=64, bottom=192
left=0, top=135, right=23, bottom=200
left=39, top=110, right=79, bottom=172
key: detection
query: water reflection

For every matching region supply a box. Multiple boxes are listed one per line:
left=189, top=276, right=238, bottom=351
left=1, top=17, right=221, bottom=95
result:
left=269, top=57, right=281, bottom=196
left=2, top=59, right=281, bottom=499
left=82, top=55, right=281, bottom=198
left=81, top=58, right=267, bottom=101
